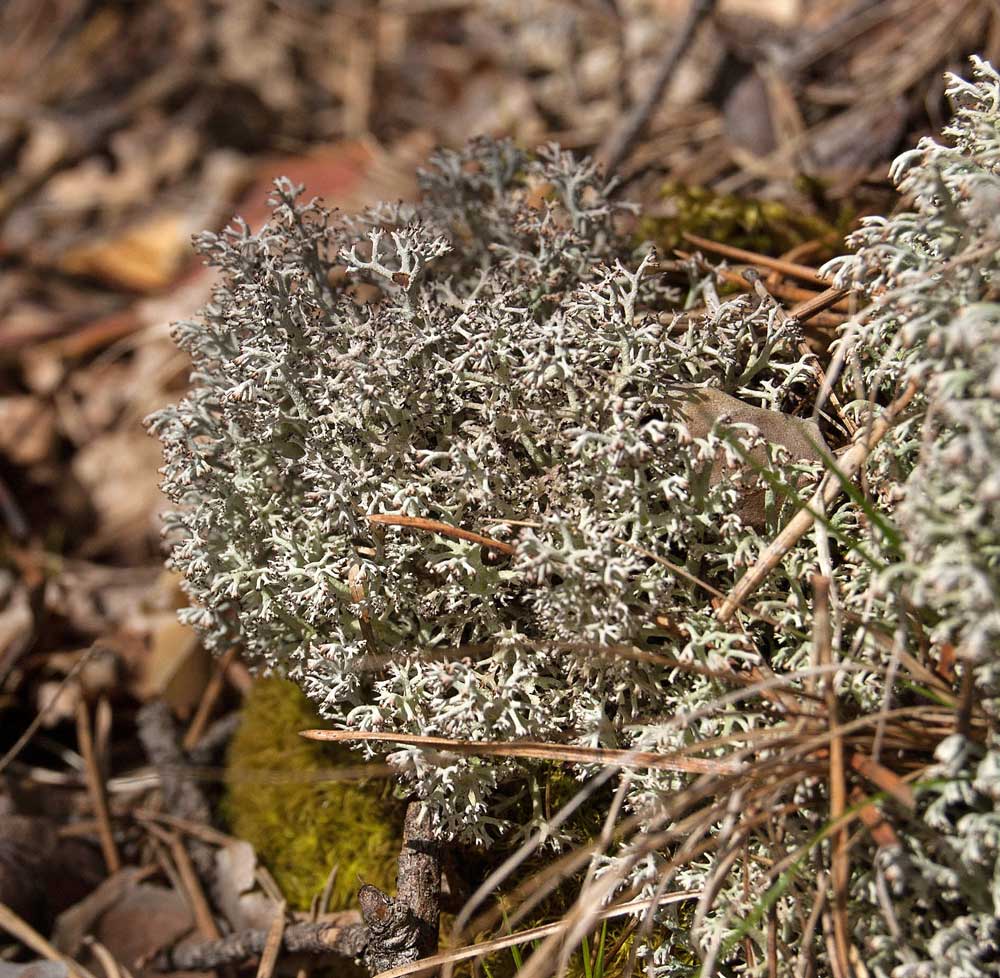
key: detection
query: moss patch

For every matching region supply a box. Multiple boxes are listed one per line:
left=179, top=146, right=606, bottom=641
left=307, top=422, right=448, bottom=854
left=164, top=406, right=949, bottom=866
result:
left=224, top=676, right=400, bottom=911
left=641, top=180, right=846, bottom=258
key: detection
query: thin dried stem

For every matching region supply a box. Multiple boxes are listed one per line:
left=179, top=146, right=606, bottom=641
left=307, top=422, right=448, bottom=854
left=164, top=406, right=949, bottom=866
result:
left=255, top=902, right=287, bottom=978
left=75, top=699, right=120, bottom=873
left=682, top=233, right=829, bottom=286
left=814, top=575, right=852, bottom=978
left=301, top=729, right=743, bottom=775
left=596, top=0, right=718, bottom=173
left=0, top=901, right=99, bottom=978
left=183, top=646, right=239, bottom=751
left=367, top=513, right=516, bottom=554
left=717, top=378, right=920, bottom=622
left=0, top=644, right=99, bottom=775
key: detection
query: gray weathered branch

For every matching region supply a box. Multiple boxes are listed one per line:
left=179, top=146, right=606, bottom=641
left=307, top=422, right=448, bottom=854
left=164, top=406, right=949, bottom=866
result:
left=360, top=802, right=441, bottom=975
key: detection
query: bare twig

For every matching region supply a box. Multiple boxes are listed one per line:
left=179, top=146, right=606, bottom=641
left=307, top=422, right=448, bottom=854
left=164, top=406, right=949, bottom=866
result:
left=168, top=833, right=221, bottom=942
left=360, top=801, right=441, bottom=975
left=597, top=0, right=718, bottom=173
left=136, top=701, right=214, bottom=876
left=790, top=286, right=853, bottom=323
left=75, top=701, right=120, bottom=874
left=683, top=232, right=829, bottom=286
left=153, top=919, right=368, bottom=971
left=133, top=808, right=235, bottom=848
left=141, top=819, right=221, bottom=946
left=396, top=805, right=440, bottom=961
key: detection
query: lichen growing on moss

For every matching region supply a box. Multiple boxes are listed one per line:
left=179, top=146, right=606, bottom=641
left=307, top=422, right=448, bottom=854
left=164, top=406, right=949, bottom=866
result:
left=224, top=676, right=400, bottom=910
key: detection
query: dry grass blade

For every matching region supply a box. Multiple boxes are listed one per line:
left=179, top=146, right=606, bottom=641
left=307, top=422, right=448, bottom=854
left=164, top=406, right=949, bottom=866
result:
left=448, top=766, right=619, bottom=949
left=717, top=378, right=921, bottom=622
left=889, top=645, right=957, bottom=704
left=299, top=729, right=743, bottom=775
left=375, top=894, right=696, bottom=978
left=493, top=664, right=938, bottom=978
left=256, top=901, right=287, bottom=978
left=0, top=901, right=100, bottom=978
left=814, top=576, right=851, bottom=978
left=76, top=699, right=121, bottom=874
left=499, top=773, right=804, bottom=978
left=449, top=772, right=764, bottom=973
left=794, top=870, right=828, bottom=978
left=367, top=513, right=515, bottom=555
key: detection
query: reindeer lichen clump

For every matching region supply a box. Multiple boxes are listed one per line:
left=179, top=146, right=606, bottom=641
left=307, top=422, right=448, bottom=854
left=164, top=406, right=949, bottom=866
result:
left=817, top=57, right=1000, bottom=978
left=149, top=138, right=815, bottom=844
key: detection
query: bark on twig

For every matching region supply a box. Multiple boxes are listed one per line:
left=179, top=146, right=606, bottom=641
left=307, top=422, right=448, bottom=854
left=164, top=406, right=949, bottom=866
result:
left=396, top=804, right=441, bottom=961
left=153, top=920, right=368, bottom=971
left=360, top=802, right=441, bottom=975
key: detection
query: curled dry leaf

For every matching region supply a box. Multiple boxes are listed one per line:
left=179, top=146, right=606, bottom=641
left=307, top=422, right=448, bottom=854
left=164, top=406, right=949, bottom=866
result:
left=674, top=385, right=829, bottom=528
left=91, top=884, right=200, bottom=978
left=213, top=841, right=281, bottom=934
